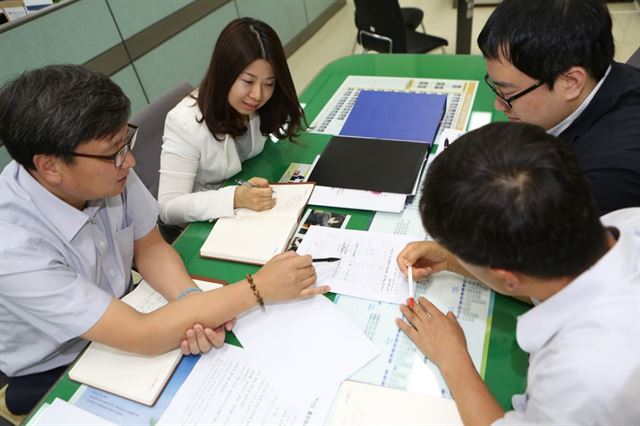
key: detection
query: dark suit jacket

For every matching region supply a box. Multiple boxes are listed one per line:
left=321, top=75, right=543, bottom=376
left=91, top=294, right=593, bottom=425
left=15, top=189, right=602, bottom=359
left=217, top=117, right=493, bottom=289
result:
left=559, top=62, right=640, bottom=215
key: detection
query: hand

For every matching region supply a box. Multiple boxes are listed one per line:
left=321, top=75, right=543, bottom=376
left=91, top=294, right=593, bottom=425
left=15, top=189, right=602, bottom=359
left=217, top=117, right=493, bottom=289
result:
left=180, top=318, right=237, bottom=355
left=397, top=241, right=451, bottom=280
left=396, top=297, right=470, bottom=371
left=253, top=251, right=330, bottom=302
left=234, top=177, right=276, bottom=211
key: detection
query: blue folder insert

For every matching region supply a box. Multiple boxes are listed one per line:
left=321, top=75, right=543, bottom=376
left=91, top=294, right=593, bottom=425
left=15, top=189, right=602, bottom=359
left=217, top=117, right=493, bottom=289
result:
left=339, top=90, right=447, bottom=144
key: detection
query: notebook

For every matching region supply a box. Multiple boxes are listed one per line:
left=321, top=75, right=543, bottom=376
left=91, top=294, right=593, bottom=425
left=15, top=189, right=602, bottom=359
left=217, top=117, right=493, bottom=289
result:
left=68, top=276, right=225, bottom=406
left=339, top=90, right=447, bottom=145
left=200, top=183, right=315, bottom=265
left=308, top=136, right=429, bottom=194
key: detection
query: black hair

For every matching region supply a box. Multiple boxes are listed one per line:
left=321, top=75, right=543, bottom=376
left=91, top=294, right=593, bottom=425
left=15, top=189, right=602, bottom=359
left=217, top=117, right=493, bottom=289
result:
left=420, top=122, right=607, bottom=279
left=477, top=0, right=614, bottom=86
left=0, top=64, right=130, bottom=169
left=196, top=17, right=304, bottom=141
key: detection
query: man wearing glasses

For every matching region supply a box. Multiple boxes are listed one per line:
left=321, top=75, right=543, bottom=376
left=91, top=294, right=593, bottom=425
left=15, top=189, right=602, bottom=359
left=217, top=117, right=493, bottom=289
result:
left=0, top=65, right=324, bottom=415
left=478, top=0, right=640, bottom=215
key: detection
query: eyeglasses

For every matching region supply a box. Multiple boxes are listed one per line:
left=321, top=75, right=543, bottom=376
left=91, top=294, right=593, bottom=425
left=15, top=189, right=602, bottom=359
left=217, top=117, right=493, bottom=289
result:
left=484, top=74, right=544, bottom=109
left=70, top=124, right=138, bottom=168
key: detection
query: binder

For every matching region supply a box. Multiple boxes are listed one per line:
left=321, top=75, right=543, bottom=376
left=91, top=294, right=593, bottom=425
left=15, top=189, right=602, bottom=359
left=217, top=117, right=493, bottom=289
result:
left=339, top=90, right=447, bottom=144
left=308, top=136, right=429, bottom=194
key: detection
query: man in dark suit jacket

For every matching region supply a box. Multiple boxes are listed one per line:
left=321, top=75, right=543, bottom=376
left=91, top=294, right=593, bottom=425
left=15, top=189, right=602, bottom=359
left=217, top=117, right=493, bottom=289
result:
left=477, top=0, right=640, bottom=214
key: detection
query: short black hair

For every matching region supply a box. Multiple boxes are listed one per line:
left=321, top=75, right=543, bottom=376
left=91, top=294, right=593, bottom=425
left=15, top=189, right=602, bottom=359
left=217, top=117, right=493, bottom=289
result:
left=0, top=64, right=130, bottom=169
left=421, top=122, right=607, bottom=279
left=478, top=0, right=614, bottom=86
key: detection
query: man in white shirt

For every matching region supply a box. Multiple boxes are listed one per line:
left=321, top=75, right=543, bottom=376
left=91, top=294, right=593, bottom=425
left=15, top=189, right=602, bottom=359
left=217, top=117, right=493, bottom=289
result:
left=397, top=122, right=639, bottom=425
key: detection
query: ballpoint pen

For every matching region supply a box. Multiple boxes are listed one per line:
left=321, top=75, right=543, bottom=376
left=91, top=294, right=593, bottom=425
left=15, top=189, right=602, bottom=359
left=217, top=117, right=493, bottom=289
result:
left=235, top=179, right=256, bottom=187
left=408, top=265, right=415, bottom=309
left=312, top=257, right=341, bottom=263
left=235, top=179, right=276, bottom=193
left=444, top=138, right=450, bottom=149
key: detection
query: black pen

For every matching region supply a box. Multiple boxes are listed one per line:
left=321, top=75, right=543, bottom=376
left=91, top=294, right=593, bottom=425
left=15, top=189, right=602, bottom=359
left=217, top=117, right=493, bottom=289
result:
left=312, top=257, right=341, bottom=263
left=444, top=138, right=450, bottom=149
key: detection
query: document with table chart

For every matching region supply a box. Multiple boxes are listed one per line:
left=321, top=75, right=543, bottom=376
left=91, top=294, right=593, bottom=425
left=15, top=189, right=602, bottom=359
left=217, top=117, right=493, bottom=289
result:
left=309, top=75, right=478, bottom=136
left=336, top=272, right=494, bottom=399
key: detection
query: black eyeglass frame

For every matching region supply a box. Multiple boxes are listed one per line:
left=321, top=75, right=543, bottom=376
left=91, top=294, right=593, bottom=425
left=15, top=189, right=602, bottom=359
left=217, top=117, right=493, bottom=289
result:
left=69, top=124, right=138, bottom=168
left=484, top=74, right=544, bottom=109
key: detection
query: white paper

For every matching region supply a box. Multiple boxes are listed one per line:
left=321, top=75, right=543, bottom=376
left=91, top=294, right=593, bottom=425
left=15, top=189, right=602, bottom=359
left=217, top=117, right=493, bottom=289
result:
left=296, top=227, right=421, bottom=303
left=157, top=345, right=309, bottom=425
left=467, top=111, right=492, bottom=130
left=28, top=398, right=115, bottom=426
left=309, top=186, right=406, bottom=213
left=328, top=381, right=462, bottom=426
left=234, top=296, right=379, bottom=385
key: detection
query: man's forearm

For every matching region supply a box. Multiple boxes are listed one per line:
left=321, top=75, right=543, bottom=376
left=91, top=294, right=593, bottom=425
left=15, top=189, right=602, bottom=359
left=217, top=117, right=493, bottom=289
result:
left=440, top=355, right=505, bottom=426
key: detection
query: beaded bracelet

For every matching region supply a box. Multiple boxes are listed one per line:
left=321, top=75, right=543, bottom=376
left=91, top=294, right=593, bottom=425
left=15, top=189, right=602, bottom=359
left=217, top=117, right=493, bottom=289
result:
left=176, top=286, right=203, bottom=301
left=245, top=273, right=265, bottom=312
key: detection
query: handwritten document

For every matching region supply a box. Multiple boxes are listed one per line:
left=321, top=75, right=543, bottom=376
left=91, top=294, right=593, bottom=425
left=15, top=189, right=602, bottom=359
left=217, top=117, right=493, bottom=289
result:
left=296, top=227, right=420, bottom=303
left=157, top=345, right=309, bottom=425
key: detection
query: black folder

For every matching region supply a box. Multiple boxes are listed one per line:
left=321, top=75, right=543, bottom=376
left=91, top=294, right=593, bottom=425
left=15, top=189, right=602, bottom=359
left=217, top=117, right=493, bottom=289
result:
left=308, top=136, right=430, bottom=194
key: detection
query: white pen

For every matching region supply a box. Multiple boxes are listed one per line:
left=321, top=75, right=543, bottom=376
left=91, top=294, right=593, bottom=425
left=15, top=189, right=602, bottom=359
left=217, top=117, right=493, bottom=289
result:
left=408, top=265, right=415, bottom=309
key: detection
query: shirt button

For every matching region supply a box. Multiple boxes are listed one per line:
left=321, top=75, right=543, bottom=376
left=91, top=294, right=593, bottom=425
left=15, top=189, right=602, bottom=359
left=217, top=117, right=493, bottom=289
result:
left=109, top=270, right=116, bottom=276
left=99, top=241, right=106, bottom=248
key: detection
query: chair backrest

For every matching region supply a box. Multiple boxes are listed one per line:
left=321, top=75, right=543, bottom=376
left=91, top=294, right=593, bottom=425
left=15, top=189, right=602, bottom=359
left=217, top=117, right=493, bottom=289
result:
left=627, top=47, right=640, bottom=69
left=354, top=0, right=407, bottom=53
left=130, top=81, right=194, bottom=198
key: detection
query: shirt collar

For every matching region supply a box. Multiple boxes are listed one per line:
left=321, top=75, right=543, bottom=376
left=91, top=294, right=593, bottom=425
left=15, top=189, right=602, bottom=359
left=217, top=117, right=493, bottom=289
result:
left=516, top=223, right=635, bottom=353
left=16, top=164, right=102, bottom=241
left=548, top=65, right=612, bottom=137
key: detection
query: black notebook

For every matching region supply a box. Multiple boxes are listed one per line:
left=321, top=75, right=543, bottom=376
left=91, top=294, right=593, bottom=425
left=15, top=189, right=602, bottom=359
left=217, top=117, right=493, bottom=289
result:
left=308, top=136, right=429, bottom=194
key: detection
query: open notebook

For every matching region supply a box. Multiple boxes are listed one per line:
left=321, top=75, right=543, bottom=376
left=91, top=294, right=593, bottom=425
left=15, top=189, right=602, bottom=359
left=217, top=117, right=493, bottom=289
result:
left=68, top=277, right=224, bottom=406
left=200, top=182, right=315, bottom=265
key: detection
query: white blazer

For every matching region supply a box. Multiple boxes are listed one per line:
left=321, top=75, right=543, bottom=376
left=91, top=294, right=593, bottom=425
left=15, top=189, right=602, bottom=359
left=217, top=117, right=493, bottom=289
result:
left=158, top=95, right=266, bottom=225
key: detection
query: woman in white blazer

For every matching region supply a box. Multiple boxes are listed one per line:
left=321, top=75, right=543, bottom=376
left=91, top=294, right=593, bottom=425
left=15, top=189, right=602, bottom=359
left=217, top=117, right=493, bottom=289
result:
left=159, top=17, right=305, bottom=225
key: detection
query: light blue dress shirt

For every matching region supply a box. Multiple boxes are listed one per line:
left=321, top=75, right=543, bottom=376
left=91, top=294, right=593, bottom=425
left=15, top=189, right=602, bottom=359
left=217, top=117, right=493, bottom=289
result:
left=0, top=161, right=159, bottom=376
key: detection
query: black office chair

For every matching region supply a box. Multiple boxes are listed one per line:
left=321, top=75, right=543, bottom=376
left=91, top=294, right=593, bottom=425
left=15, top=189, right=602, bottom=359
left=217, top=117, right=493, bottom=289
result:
left=130, top=81, right=194, bottom=244
left=627, top=47, right=640, bottom=69
left=353, top=0, right=448, bottom=54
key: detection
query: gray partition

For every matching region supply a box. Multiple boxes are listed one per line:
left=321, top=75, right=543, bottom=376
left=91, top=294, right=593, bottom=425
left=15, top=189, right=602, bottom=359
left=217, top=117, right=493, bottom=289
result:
left=0, top=1, right=121, bottom=87
left=105, top=0, right=192, bottom=40
left=236, top=0, right=307, bottom=45
left=133, top=2, right=237, bottom=101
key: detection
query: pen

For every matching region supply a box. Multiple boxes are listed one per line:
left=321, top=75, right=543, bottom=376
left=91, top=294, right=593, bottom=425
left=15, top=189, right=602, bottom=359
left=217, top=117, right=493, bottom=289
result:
left=235, top=179, right=256, bottom=187
left=443, top=138, right=450, bottom=149
left=408, top=265, right=415, bottom=309
left=312, top=257, right=341, bottom=263
left=235, top=179, right=276, bottom=193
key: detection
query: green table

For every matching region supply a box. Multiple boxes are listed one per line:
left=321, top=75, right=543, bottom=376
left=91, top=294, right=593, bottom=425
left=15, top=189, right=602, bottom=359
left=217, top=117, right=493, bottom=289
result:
left=31, top=54, right=529, bottom=422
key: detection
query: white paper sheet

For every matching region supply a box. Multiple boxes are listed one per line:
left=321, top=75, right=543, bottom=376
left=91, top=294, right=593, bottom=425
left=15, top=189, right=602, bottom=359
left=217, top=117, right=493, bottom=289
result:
left=327, top=381, right=462, bottom=426
left=28, top=398, right=115, bottom=426
left=309, top=186, right=406, bottom=213
left=233, top=295, right=379, bottom=383
left=157, top=345, right=315, bottom=426
left=296, top=227, right=421, bottom=303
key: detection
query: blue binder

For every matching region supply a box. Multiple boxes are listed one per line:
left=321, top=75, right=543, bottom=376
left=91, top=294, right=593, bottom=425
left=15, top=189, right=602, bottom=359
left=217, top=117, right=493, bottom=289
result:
left=339, top=90, right=447, bottom=144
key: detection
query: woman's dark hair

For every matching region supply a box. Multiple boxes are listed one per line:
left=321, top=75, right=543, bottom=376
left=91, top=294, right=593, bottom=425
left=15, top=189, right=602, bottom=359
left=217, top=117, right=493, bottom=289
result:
left=421, top=122, right=607, bottom=280
left=196, top=17, right=305, bottom=141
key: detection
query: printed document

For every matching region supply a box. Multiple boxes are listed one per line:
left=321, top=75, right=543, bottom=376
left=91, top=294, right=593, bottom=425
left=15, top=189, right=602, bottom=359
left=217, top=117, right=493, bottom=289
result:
left=295, top=227, right=421, bottom=303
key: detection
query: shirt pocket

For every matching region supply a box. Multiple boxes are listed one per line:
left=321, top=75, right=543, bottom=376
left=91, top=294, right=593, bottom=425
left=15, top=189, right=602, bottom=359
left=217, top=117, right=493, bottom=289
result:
left=113, top=211, right=135, bottom=290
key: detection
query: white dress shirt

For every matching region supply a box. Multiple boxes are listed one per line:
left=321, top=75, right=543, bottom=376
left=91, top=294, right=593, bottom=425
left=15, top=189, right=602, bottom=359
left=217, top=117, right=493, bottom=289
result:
left=493, top=207, right=640, bottom=425
left=158, top=95, right=266, bottom=225
left=0, top=162, right=158, bottom=376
